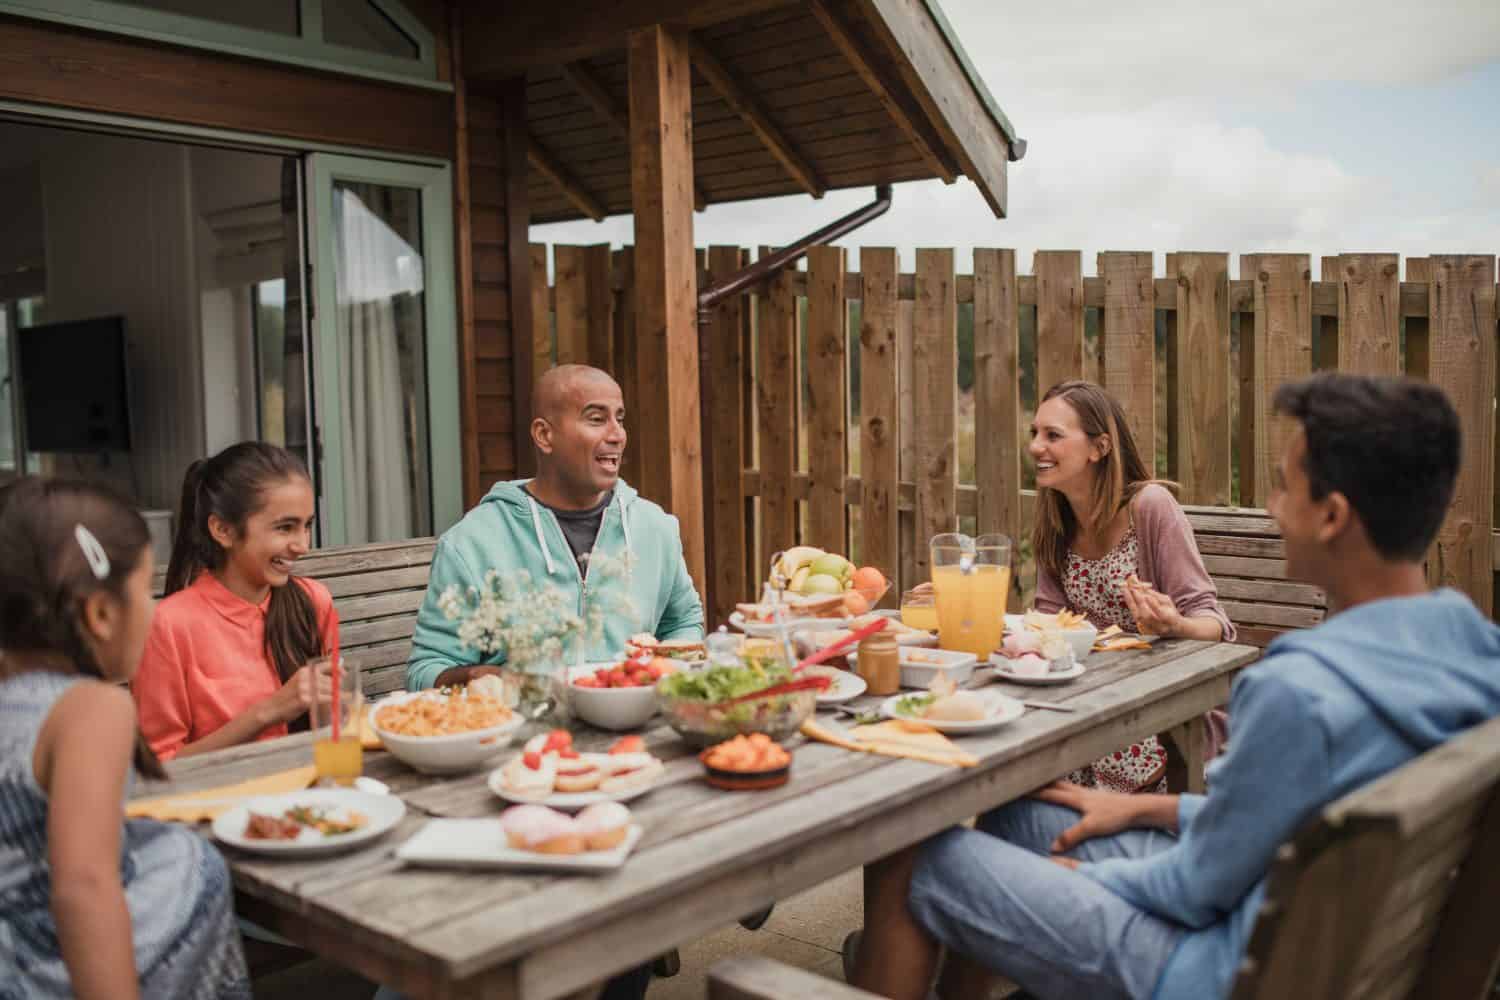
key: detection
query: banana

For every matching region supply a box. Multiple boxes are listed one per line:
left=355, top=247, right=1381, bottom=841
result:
left=789, top=566, right=811, bottom=594
left=777, top=546, right=825, bottom=579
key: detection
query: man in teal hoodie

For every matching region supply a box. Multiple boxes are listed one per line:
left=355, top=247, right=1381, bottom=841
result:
left=854, top=373, right=1500, bottom=1000
left=407, top=363, right=703, bottom=692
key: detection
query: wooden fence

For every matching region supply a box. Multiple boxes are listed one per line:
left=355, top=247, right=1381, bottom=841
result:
left=526, top=244, right=1499, bottom=625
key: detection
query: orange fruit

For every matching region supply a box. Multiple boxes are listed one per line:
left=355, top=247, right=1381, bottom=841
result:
left=843, top=591, right=871, bottom=616
left=851, top=567, right=886, bottom=593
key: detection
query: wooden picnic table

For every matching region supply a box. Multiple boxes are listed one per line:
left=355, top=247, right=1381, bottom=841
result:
left=131, top=638, right=1258, bottom=1000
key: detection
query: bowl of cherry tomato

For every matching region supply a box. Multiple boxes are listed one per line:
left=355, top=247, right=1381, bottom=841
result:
left=566, top=655, right=678, bottom=731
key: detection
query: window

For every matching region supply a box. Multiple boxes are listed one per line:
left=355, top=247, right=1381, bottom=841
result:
left=323, top=0, right=418, bottom=60
left=115, top=0, right=297, bottom=35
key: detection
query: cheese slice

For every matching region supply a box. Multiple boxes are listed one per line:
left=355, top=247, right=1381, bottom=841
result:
left=126, top=765, right=318, bottom=823
left=800, top=719, right=977, bottom=767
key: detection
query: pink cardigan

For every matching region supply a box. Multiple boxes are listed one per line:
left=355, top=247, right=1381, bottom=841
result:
left=1034, top=483, right=1236, bottom=643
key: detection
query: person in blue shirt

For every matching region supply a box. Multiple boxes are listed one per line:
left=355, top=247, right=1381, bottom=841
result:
left=852, top=373, right=1500, bottom=1000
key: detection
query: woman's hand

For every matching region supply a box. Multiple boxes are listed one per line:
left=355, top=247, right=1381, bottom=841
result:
left=1032, top=780, right=1152, bottom=854
left=1122, top=574, right=1186, bottom=637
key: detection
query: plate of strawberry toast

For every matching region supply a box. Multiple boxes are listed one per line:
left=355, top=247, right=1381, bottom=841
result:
left=488, top=731, right=665, bottom=809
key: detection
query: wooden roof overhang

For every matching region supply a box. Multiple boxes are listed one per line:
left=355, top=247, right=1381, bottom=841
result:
left=457, top=0, right=1024, bottom=223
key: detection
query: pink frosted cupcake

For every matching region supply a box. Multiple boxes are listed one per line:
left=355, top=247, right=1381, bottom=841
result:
left=574, top=801, right=632, bottom=851
left=500, top=804, right=583, bottom=854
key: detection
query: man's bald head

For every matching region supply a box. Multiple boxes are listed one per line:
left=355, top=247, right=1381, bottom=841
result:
left=529, top=365, right=627, bottom=506
left=533, top=364, right=621, bottom=424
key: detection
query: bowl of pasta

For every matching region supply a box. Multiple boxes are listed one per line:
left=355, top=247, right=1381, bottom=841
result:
left=369, top=685, right=524, bottom=774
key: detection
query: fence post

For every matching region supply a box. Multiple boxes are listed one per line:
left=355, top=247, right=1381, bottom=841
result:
left=974, top=248, right=1021, bottom=541
left=1318, top=255, right=1340, bottom=372
left=860, top=248, right=901, bottom=598
left=1405, top=258, right=1431, bottom=379
left=1336, top=254, right=1401, bottom=375
left=757, top=252, right=798, bottom=584
left=913, top=249, right=957, bottom=585
left=805, top=245, right=849, bottom=554
left=1175, top=253, right=1232, bottom=505
left=1428, top=255, right=1497, bottom=615
left=1099, top=251, right=1156, bottom=474
left=553, top=244, right=589, bottom=365
left=612, top=248, right=640, bottom=489
left=1035, top=250, right=1084, bottom=394
left=1250, top=254, right=1313, bottom=511
left=706, top=246, right=748, bottom=625
left=529, top=243, right=551, bottom=384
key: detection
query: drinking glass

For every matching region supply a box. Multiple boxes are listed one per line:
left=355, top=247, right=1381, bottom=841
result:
left=310, top=654, right=363, bottom=786
left=930, top=533, right=1012, bottom=657
left=899, top=588, right=938, bottom=632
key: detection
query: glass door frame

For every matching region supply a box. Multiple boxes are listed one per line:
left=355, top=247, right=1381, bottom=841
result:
left=306, top=152, right=461, bottom=546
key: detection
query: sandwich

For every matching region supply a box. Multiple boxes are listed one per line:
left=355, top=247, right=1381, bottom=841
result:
left=656, top=638, right=707, bottom=663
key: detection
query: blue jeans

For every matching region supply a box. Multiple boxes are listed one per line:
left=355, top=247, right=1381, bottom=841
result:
left=909, top=799, right=1185, bottom=1000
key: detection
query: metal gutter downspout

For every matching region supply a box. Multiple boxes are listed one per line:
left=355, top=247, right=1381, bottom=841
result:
left=694, top=184, right=893, bottom=607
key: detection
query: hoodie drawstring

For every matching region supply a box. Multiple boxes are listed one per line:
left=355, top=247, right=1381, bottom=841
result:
left=527, top=498, right=557, bottom=576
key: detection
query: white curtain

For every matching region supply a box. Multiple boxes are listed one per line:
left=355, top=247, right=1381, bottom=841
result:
left=333, top=185, right=420, bottom=543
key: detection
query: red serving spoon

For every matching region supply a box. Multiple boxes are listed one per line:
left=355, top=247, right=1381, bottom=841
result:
left=711, top=617, right=890, bottom=710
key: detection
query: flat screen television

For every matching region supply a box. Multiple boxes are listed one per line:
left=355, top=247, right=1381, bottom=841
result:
left=18, top=315, right=132, bottom=453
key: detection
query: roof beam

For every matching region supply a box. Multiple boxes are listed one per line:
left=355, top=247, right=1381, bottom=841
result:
left=559, top=61, right=708, bottom=212
left=688, top=35, right=825, bottom=199
left=462, top=0, right=796, bottom=79
left=525, top=134, right=606, bottom=222
left=810, top=0, right=957, bottom=185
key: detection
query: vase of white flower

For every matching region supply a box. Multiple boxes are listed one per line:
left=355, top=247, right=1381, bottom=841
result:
left=436, top=552, right=633, bottom=723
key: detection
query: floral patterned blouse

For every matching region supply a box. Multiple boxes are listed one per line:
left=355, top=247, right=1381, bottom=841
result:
left=1062, top=526, right=1169, bottom=793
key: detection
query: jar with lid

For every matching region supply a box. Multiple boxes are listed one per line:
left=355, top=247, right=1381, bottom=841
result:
left=856, top=629, right=900, bottom=696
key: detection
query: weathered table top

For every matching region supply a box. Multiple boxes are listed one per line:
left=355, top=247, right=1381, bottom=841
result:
left=133, top=639, right=1258, bottom=1000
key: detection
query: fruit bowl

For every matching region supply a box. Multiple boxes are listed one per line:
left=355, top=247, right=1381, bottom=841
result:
left=566, top=661, right=674, bottom=731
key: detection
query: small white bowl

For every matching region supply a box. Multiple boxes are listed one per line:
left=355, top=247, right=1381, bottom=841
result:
left=1004, top=615, right=1098, bottom=661
left=370, top=691, right=524, bottom=775
left=565, top=664, right=660, bottom=731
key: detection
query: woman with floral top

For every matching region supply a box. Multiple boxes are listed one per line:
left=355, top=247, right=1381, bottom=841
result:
left=1029, top=380, right=1234, bottom=791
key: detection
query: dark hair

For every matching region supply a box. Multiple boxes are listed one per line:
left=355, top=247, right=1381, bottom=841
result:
left=1273, top=373, right=1460, bottom=561
left=166, top=442, right=324, bottom=685
left=0, top=477, right=164, bottom=778
left=1032, top=380, right=1168, bottom=581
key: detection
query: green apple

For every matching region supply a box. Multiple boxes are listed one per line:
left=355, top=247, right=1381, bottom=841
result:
left=808, top=554, right=852, bottom=582
left=799, top=573, right=843, bottom=596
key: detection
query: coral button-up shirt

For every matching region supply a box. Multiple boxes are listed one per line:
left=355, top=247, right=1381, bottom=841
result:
left=133, top=572, right=340, bottom=760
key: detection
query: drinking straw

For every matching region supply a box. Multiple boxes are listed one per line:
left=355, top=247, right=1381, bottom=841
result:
left=330, top=656, right=341, bottom=743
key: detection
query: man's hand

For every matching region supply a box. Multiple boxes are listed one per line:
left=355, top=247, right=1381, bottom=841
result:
left=1032, top=780, right=1151, bottom=854
left=432, top=665, right=505, bottom=689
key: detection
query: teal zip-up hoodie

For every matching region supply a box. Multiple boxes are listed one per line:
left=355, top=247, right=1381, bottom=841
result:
left=406, top=479, right=704, bottom=691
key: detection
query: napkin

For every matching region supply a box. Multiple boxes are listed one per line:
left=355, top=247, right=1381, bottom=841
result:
left=800, top=719, right=977, bottom=767
left=126, top=765, right=318, bottom=823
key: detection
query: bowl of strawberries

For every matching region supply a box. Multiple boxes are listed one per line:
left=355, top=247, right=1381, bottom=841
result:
left=566, top=654, right=679, bottom=731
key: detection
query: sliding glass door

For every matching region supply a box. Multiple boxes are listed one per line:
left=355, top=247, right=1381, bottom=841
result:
left=306, top=153, right=459, bottom=546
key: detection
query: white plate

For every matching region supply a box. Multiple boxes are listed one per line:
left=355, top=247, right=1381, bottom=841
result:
left=988, top=656, right=1086, bottom=686
left=803, top=666, right=867, bottom=704
left=487, top=753, right=661, bottom=810
left=398, top=819, right=643, bottom=872
left=211, top=789, right=405, bottom=857
left=729, top=610, right=849, bottom=637
left=879, top=690, right=1026, bottom=733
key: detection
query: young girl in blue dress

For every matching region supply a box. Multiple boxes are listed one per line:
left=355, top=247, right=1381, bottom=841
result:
left=0, top=477, right=249, bottom=999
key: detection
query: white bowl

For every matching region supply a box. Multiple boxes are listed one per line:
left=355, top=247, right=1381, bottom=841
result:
left=565, top=664, right=660, bottom=731
left=370, top=691, right=524, bottom=774
left=1004, top=614, right=1099, bottom=661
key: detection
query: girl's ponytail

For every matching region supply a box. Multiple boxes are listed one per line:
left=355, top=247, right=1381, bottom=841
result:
left=164, top=459, right=209, bottom=596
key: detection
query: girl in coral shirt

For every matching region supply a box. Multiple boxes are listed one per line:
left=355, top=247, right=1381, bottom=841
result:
left=134, top=443, right=339, bottom=760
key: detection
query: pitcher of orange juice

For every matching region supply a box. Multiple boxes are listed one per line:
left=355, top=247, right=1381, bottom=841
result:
left=310, top=655, right=363, bottom=786
left=931, top=533, right=1012, bottom=657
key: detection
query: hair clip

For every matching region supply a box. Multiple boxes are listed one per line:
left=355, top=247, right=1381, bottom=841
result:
left=74, top=524, right=111, bottom=581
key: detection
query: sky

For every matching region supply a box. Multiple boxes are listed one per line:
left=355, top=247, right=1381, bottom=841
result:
left=533, top=0, right=1500, bottom=277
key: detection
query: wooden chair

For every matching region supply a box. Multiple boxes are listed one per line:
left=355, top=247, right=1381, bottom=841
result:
left=1231, top=713, right=1500, bottom=1000
left=1184, top=505, right=1328, bottom=648
left=707, top=955, right=881, bottom=999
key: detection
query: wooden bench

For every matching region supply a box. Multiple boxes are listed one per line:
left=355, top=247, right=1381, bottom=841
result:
left=1184, top=505, right=1327, bottom=648
left=150, top=537, right=437, bottom=699
left=1231, top=713, right=1500, bottom=999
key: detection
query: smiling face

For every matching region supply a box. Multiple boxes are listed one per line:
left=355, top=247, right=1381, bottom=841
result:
left=534, top=371, right=627, bottom=503
left=1028, top=395, right=1107, bottom=494
left=210, top=476, right=316, bottom=592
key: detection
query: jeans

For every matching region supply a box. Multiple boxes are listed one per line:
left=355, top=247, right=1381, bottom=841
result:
left=909, top=799, right=1185, bottom=1000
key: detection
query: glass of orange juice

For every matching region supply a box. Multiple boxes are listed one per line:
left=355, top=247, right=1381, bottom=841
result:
left=931, top=533, right=1012, bottom=657
left=899, top=589, right=939, bottom=632
left=310, top=655, right=363, bottom=786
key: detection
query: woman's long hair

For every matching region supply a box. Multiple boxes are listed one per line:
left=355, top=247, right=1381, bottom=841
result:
left=1031, top=380, right=1167, bottom=582
left=0, top=477, right=165, bottom=778
left=165, top=443, right=323, bottom=685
